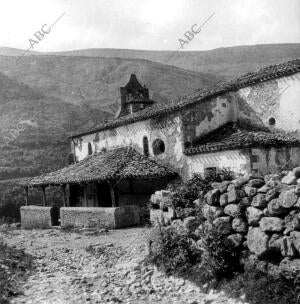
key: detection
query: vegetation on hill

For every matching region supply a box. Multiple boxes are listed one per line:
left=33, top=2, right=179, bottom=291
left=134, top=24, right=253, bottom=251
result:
left=7, top=43, right=298, bottom=80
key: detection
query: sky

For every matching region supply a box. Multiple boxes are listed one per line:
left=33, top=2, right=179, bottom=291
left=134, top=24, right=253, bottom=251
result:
left=0, top=0, right=299, bottom=52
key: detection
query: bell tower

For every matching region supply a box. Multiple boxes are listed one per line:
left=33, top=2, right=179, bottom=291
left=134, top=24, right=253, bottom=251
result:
left=117, top=74, right=155, bottom=117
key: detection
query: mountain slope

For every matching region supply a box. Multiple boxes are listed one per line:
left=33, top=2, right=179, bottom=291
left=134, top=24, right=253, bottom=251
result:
left=0, top=55, right=222, bottom=111
left=0, top=71, right=111, bottom=180
left=45, top=43, right=300, bottom=79
left=2, top=44, right=299, bottom=80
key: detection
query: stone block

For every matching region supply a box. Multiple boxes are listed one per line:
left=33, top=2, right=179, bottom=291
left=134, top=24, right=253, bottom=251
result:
left=279, top=258, right=300, bottom=278
left=224, top=204, right=242, bottom=217
left=20, top=206, right=53, bottom=229
left=246, top=207, right=263, bottom=226
left=205, top=189, right=220, bottom=206
left=279, top=190, right=298, bottom=209
left=281, top=236, right=297, bottom=257
left=290, top=231, right=300, bottom=253
left=240, top=197, right=251, bottom=207
left=219, top=193, right=229, bottom=206
left=284, top=210, right=300, bottom=234
left=265, top=188, right=279, bottom=202
left=268, top=234, right=283, bottom=252
left=244, top=186, right=257, bottom=197
left=251, top=193, right=267, bottom=209
left=202, top=204, right=224, bottom=219
left=227, top=190, right=240, bottom=203
left=227, top=233, right=244, bottom=247
left=267, top=198, right=287, bottom=216
left=282, top=171, right=297, bottom=185
left=292, top=167, right=300, bottom=178
left=60, top=206, right=140, bottom=229
left=232, top=217, right=248, bottom=233
left=247, top=179, right=265, bottom=188
left=213, top=216, right=232, bottom=235
left=257, top=184, right=271, bottom=193
left=260, top=217, right=284, bottom=232
left=247, top=227, right=269, bottom=257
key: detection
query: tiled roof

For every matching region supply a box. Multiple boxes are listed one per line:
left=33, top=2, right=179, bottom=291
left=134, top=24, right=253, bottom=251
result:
left=184, top=122, right=300, bottom=155
left=71, top=59, right=300, bottom=138
left=21, top=147, right=177, bottom=186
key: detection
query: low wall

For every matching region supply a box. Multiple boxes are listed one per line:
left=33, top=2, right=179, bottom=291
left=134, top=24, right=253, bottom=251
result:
left=60, top=206, right=140, bottom=229
left=20, top=206, right=53, bottom=229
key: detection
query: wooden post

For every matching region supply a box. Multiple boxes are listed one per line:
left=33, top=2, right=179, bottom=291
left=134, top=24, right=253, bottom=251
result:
left=41, top=186, right=46, bottom=206
left=24, top=187, right=29, bottom=206
left=109, top=183, right=117, bottom=207
left=61, top=184, right=67, bottom=207
left=83, top=184, right=88, bottom=207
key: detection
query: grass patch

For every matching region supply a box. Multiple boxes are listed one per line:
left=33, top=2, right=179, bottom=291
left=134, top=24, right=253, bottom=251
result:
left=0, top=239, right=33, bottom=304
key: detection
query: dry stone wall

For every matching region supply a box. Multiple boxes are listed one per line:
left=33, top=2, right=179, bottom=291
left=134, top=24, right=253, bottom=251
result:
left=60, top=206, right=140, bottom=229
left=201, top=167, right=300, bottom=276
left=20, top=206, right=53, bottom=229
left=150, top=167, right=300, bottom=277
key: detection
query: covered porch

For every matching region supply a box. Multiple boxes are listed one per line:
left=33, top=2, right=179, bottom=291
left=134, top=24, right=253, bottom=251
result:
left=20, top=147, right=177, bottom=229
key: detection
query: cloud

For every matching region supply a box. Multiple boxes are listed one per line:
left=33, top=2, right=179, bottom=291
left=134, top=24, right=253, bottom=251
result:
left=0, top=0, right=299, bottom=52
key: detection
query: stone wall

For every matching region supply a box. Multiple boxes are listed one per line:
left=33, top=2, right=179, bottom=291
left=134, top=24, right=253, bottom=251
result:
left=198, top=167, right=300, bottom=275
left=237, top=72, right=300, bottom=132
left=150, top=167, right=300, bottom=276
left=60, top=206, right=140, bottom=229
left=20, top=206, right=53, bottom=229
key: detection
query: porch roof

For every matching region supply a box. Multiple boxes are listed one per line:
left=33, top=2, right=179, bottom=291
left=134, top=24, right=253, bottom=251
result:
left=184, top=122, right=300, bottom=155
left=21, top=147, right=177, bottom=187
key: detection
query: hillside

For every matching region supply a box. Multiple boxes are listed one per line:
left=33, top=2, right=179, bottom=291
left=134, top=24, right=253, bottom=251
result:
left=1, top=43, right=298, bottom=80
left=0, top=71, right=111, bottom=180
left=48, top=44, right=300, bottom=79
left=0, top=55, right=221, bottom=112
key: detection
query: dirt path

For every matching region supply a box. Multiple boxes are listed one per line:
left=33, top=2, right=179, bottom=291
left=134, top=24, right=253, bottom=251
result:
left=3, top=228, right=246, bottom=304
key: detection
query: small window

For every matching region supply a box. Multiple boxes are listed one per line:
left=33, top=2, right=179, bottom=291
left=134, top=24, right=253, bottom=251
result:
left=152, top=139, right=165, bottom=155
left=88, top=142, right=93, bottom=155
left=268, top=117, right=276, bottom=126
left=143, top=136, right=149, bottom=157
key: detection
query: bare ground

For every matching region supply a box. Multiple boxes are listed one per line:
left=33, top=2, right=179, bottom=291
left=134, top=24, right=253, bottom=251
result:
left=2, top=227, right=246, bottom=304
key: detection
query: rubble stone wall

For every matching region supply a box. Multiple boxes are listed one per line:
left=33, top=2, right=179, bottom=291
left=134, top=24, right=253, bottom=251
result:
left=20, top=206, right=53, bottom=229
left=60, top=206, right=140, bottom=229
left=201, top=168, right=300, bottom=275
left=150, top=167, right=300, bottom=276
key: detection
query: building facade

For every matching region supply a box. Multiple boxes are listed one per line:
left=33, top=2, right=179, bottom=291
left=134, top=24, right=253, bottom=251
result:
left=71, top=60, right=300, bottom=179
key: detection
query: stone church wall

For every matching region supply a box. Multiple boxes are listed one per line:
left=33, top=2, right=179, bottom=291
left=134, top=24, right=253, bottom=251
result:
left=74, top=113, right=186, bottom=173
left=237, top=72, right=300, bottom=132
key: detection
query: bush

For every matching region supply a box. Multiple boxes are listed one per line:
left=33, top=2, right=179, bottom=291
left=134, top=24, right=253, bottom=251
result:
left=148, top=226, right=202, bottom=275
left=223, top=267, right=300, bottom=304
left=0, top=239, right=33, bottom=303
left=197, top=221, right=242, bottom=283
left=167, top=169, right=234, bottom=219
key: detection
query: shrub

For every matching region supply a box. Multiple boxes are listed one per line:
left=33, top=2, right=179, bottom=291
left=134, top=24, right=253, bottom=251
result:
left=0, top=239, right=33, bottom=303
left=223, top=267, right=300, bottom=304
left=167, top=169, right=234, bottom=219
left=196, top=221, right=242, bottom=283
left=148, top=226, right=202, bottom=275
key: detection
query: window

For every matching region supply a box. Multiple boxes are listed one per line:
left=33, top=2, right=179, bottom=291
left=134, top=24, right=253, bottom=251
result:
left=152, top=139, right=165, bottom=155
left=88, top=142, right=93, bottom=155
left=143, top=136, right=149, bottom=157
left=268, top=117, right=276, bottom=126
